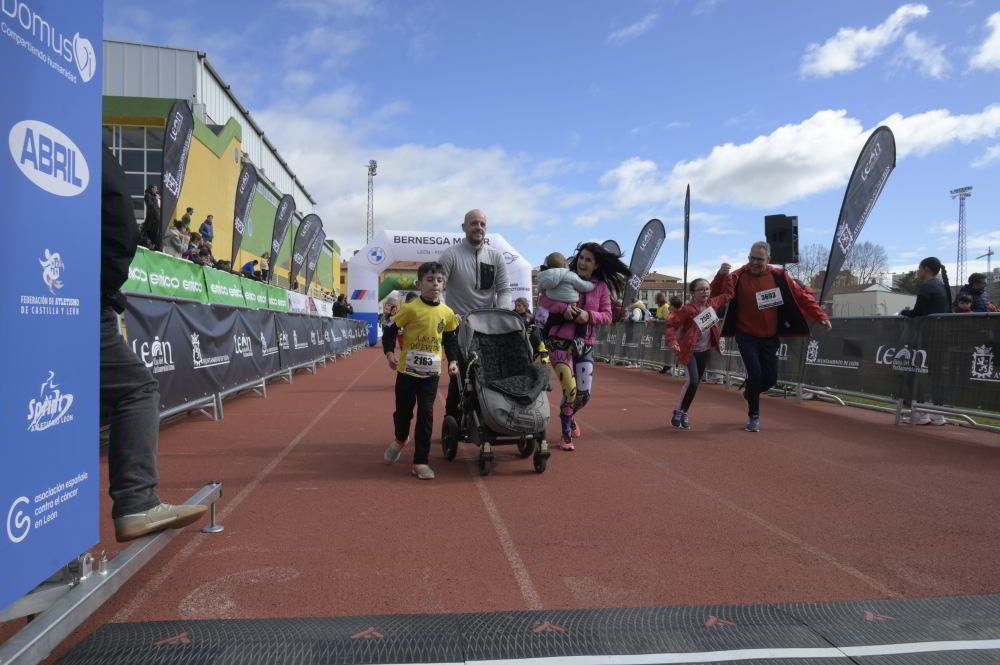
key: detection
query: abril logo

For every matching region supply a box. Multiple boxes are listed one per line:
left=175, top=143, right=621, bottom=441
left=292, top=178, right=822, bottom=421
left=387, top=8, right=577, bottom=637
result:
left=9, top=120, right=89, bottom=196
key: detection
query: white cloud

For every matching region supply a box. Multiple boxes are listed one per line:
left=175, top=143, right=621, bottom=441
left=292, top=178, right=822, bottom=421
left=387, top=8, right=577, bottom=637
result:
left=607, top=14, right=658, bottom=44
left=972, top=144, right=1000, bottom=167
left=254, top=89, right=584, bottom=254
left=601, top=104, right=1000, bottom=210
left=279, top=0, right=375, bottom=17
left=970, top=12, right=1000, bottom=71
left=800, top=4, right=929, bottom=77
left=935, top=222, right=960, bottom=234
left=899, top=32, right=950, bottom=78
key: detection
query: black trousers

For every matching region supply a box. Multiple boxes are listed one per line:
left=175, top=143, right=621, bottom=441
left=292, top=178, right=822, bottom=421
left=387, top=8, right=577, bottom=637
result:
left=734, top=331, right=780, bottom=418
left=394, top=372, right=440, bottom=465
left=679, top=350, right=711, bottom=412
left=100, top=306, right=162, bottom=519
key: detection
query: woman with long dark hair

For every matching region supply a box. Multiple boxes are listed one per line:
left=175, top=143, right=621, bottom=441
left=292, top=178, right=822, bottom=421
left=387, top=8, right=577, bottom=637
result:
left=537, top=242, right=630, bottom=450
left=900, top=256, right=951, bottom=425
left=901, top=257, right=950, bottom=318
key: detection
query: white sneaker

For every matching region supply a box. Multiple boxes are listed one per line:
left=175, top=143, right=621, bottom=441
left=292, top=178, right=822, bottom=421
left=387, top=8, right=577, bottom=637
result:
left=901, top=412, right=931, bottom=426
left=412, top=464, right=435, bottom=480
left=384, top=440, right=405, bottom=464
left=929, top=415, right=947, bottom=426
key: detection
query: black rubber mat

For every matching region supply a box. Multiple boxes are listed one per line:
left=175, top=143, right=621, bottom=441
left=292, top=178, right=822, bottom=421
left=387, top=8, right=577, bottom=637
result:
left=58, top=594, right=1000, bottom=665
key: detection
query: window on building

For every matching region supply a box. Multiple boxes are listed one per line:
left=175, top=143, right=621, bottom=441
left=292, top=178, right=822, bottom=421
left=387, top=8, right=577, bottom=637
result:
left=103, top=124, right=164, bottom=223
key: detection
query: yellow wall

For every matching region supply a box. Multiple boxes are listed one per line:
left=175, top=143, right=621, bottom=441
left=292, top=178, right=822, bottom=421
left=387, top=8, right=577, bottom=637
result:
left=177, top=137, right=241, bottom=262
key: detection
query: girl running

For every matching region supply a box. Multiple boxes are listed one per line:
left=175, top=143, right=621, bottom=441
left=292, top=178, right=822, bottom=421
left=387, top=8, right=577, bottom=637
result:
left=538, top=242, right=630, bottom=450
left=664, top=265, right=735, bottom=429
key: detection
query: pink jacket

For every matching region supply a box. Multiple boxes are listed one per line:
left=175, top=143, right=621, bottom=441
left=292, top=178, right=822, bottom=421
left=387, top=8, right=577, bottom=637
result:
left=538, top=279, right=613, bottom=345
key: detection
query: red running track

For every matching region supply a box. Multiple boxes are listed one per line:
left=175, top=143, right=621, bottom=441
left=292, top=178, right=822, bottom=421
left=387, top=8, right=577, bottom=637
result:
left=7, top=347, right=1000, bottom=661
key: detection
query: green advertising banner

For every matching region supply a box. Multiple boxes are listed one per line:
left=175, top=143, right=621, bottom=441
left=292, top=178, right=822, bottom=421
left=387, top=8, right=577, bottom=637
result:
left=267, top=285, right=289, bottom=312
left=241, top=278, right=269, bottom=309
left=204, top=267, right=247, bottom=307
left=122, top=246, right=152, bottom=294
left=144, top=250, right=209, bottom=303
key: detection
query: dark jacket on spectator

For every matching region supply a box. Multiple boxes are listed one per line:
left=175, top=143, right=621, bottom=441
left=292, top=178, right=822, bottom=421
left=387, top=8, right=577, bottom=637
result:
left=957, top=284, right=994, bottom=313
left=199, top=220, right=214, bottom=242
left=102, top=145, right=140, bottom=313
left=140, top=189, right=161, bottom=249
left=333, top=300, right=354, bottom=318
left=901, top=279, right=949, bottom=317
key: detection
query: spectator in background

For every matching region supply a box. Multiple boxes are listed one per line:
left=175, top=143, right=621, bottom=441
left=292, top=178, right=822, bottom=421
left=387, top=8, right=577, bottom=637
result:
left=163, top=219, right=188, bottom=258
left=669, top=296, right=683, bottom=311
left=140, top=185, right=161, bottom=249
left=654, top=292, right=669, bottom=319
left=958, top=273, right=997, bottom=312
left=626, top=298, right=650, bottom=322
left=182, top=232, right=202, bottom=261
left=379, top=297, right=399, bottom=330
left=404, top=292, right=418, bottom=304
left=181, top=207, right=194, bottom=229
left=899, top=256, right=950, bottom=426
left=241, top=259, right=259, bottom=278
left=514, top=297, right=533, bottom=328
left=101, top=145, right=207, bottom=541
left=199, top=214, right=214, bottom=242
left=197, top=245, right=215, bottom=267
left=333, top=293, right=354, bottom=318
left=259, top=255, right=270, bottom=282
left=953, top=294, right=974, bottom=313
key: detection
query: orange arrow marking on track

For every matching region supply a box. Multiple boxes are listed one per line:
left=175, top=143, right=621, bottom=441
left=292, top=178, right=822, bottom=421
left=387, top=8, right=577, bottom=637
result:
left=532, top=621, right=567, bottom=633
left=154, top=632, right=192, bottom=646
left=351, top=627, right=385, bottom=639
left=705, top=615, right=736, bottom=628
left=864, top=611, right=895, bottom=622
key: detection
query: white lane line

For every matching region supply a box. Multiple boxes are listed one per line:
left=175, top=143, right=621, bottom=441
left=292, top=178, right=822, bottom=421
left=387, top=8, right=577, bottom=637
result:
left=434, top=386, right=543, bottom=611
left=584, top=420, right=903, bottom=599
left=464, top=638, right=1000, bottom=664
left=113, top=353, right=382, bottom=622
left=471, top=471, right=544, bottom=610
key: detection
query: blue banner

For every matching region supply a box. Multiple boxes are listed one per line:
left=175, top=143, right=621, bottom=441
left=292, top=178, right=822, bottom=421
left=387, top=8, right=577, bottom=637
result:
left=1, top=0, right=103, bottom=609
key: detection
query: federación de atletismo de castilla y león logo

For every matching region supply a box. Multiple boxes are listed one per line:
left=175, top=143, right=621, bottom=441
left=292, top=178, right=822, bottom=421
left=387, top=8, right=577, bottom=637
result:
left=39, top=249, right=64, bottom=294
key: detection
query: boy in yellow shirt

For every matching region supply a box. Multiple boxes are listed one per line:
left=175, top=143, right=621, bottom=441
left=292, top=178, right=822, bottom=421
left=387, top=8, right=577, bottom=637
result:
left=382, top=262, right=460, bottom=479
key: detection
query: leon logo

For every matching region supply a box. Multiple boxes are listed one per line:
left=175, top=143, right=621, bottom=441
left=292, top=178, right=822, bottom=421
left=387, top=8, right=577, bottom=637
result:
left=9, top=120, right=89, bottom=196
left=278, top=331, right=290, bottom=350
left=309, top=330, right=317, bottom=346
left=234, top=332, right=254, bottom=358
left=27, top=371, right=74, bottom=432
left=39, top=249, right=64, bottom=294
left=971, top=345, right=999, bottom=383
left=875, top=344, right=928, bottom=374
left=131, top=335, right=175, bottom=374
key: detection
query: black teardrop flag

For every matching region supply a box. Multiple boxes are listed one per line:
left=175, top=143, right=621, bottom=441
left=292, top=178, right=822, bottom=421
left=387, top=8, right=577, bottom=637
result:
left=289, top=213, right=322, bottom=288
left=230, top=161, right=258, bottom=265
left=623, top=218, right=666, bottom=307
left=159, top=100, right=194, bottom=245
left=268, top=194, right=296, bottom=284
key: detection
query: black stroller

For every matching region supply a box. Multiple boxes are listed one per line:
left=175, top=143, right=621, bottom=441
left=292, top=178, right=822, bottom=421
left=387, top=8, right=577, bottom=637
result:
left=442, top=308, right=551, bottom=475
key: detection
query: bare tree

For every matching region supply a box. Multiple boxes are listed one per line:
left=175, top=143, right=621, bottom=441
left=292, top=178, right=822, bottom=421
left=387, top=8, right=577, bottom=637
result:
left=785, top=243, right=826, bottom=286
left=843, top=241, right=889, bottom=284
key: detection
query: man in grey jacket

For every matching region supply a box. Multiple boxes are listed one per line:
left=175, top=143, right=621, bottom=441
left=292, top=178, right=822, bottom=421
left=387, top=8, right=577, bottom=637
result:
left=439, top=209, right=512, bottom=423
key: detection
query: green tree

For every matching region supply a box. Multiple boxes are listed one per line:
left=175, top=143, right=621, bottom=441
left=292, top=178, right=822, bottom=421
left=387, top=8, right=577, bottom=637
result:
left=895, top=270, right=919, bottom=295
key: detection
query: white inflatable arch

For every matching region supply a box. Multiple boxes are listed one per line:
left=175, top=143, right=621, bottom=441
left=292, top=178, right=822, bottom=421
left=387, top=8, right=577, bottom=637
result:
left=348, top=229, right=533, bottom=345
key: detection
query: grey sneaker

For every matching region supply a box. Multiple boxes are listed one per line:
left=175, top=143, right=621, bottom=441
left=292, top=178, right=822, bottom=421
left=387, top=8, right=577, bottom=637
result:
left=114, top=503, right=208, bottom=542
left=412, top=464, right=435, bottom=480
left=745, top=416, right=760, bottom=433
left=384, top=440, right=405, bottom=464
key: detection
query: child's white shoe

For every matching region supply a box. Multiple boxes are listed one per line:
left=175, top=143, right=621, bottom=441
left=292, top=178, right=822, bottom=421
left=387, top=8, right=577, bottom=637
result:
left=384, top=440, right=406, bottom=464
left=412, top=464, right=435, bottom=480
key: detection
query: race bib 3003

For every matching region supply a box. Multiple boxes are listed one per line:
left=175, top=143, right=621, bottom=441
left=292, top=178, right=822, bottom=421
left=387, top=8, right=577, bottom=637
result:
left=694, top=307, right=719, bottom=331
left=405, top=350, right=441, bottom=377
left=755, top=287, right=783, bottom=310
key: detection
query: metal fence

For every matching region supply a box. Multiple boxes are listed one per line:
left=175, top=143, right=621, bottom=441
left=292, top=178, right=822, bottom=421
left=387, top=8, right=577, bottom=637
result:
left=594, top=314, right=1000, bottom=416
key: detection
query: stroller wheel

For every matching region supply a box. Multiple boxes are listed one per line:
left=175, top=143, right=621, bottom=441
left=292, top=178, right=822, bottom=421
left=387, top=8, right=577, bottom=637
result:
left=442, top=416, right=459, bottom=462
left=478, top=453, right=493, bottom=476
left=532, top=454, right=547, bottom=474
left=516, top=437, right=536, bottom=458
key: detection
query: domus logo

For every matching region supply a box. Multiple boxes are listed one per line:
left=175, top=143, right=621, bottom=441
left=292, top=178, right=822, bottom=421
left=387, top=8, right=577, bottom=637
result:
left=9, top=120, right=88, bottom=196
left=1, top=0, right=97, bottom=83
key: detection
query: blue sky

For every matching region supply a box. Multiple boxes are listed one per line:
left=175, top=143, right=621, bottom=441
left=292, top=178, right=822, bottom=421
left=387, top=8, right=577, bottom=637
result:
left=105, top=0, right=1000, bottom=283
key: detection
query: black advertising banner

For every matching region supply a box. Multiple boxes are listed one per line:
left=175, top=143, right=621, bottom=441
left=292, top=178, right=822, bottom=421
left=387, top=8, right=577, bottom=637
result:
left=172, top=300, right=237, bottom=401
left=124, top=297, right=185, bottom=412
left=160, top=100, right=194, bottom=244
left=289, top=214, right=322, bottom=288
left=819, top=126, right=896, bottom=305
left=303, top=230, right=327, bottom=290
left=239, top=309, right=282, bottom=378
left=268, top=194, right=296, bottom=284
left=276, top=313, right=320, bottom=368
left=601, top=239, right=623, bottom=257
left=623, top=218, right=666, bottom=308
left=683, top=185, right=691, bottom=300
left=230, top=161, right=259, bottom=265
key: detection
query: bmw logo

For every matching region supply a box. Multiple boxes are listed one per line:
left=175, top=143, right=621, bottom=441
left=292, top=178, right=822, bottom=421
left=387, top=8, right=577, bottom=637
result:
left=367, top=247, right=386, bottom=265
